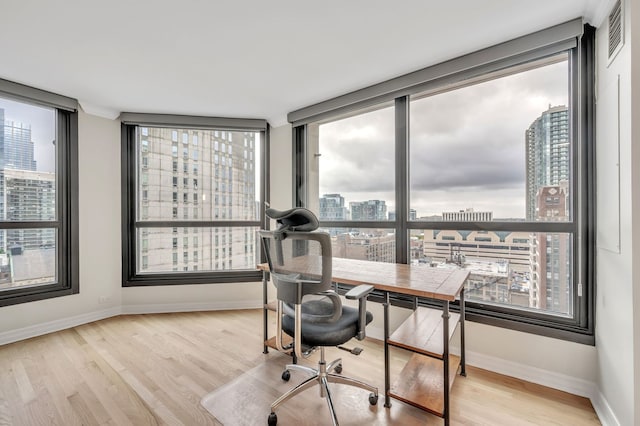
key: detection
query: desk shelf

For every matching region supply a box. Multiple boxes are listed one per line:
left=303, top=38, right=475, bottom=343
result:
left=389, top=353, right=460, bottom=417
left=388, top=307, right=460, bottom=359
left=385, top=304, right=464, bottom=423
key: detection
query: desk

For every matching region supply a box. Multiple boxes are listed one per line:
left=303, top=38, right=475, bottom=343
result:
left=258, top=257, right=469, bottom=425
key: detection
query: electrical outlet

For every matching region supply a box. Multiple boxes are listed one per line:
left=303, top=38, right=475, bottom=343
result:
left=99, top=296, right=111, bottom=303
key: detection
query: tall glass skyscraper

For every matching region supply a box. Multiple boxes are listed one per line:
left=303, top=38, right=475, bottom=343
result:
left=525, top=105, right=570, bottom=221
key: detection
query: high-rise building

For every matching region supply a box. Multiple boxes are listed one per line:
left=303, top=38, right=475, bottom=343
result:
left=526, top=105, right=572, bottom=315
left=4, top=169, right=55, bottom=250
left=525, top=105, right=569, bottom=220
left=319, top=193, right=348, bottom=220
left=0, top=111, right=42, bottom=251
left=138, top=128, right=257, bottom=273
left=529, top=184, right=571, bottom=314
left=349, top=199, right=387, bottom=221
left=388, top=209, right=417, bottom=221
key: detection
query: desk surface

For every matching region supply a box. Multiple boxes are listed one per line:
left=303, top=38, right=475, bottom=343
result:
left=258, top=257, right=468, bottom=301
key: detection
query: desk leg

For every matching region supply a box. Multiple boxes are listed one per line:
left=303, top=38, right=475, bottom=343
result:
left=383, top=291, right=391, bottom=408
left=443, top=301, right=450, bottom=426
left=262, top=271, right=269, bottom=354
left=460, top=288, right=466, bottom=376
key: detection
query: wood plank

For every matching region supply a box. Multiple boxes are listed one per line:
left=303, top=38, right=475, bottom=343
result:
left=265, top=334, right=293, bottom=354
left=388, top=307, right=460, bottom=358
left=389, top=353, right=461, bottom=417
left=265, top=300, right=277, bottom=311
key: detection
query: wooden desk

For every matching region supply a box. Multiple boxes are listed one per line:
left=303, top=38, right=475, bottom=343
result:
left=258, top=257, right=469, bottom=425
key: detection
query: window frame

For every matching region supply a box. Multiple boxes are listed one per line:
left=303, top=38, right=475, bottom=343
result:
left=291, top=22, right=595, bottom=344
left=121, top=114, right=269, bottom=286
left=0, top=79, right=79, bottom=307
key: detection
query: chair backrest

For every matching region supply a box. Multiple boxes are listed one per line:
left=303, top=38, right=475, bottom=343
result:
left=259, top=229, right=333, bottom=305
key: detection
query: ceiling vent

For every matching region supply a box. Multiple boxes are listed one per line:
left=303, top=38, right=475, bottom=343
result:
left=608, top=0, right=623, bottom=62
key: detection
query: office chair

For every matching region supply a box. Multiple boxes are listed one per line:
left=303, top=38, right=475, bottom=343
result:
left=260, top=207, right=378, bottom=426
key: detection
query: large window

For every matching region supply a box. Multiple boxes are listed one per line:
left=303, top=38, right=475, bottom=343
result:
left=293, top=21, right=595, bottom=343
left=122, top=115, right=268, bottom=286
left=0, top=80, right=79, bottom=306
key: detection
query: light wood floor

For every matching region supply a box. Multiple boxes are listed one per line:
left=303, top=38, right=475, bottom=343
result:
left=0, top=310, right=600, bottom=425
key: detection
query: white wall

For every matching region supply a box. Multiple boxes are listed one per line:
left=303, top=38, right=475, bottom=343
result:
left=0, top=110, right=122, bottom=340
left=594, top=0, right=637, bottom=424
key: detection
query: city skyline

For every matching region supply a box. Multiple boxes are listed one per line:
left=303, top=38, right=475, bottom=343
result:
left=0, top=99, right=55, bottom=173
left=317, top=57, right=569, bottom=219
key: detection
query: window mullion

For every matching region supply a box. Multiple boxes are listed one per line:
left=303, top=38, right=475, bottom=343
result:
left=395, top=96, right=409, bottom=264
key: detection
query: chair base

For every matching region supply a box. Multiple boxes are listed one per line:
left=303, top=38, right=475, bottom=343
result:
left=269, top=348, right=378, bottom=426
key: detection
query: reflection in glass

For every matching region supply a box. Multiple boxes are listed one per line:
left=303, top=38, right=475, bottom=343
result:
left=411, top=229, right=572, bottom=316
left=137, top=227, right=259, bottom=273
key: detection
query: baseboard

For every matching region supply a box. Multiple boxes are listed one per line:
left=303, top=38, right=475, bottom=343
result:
left=0, top=301, right=262, bottom=346
left=0, top=306, right=122, bottom=346
left=590, top=389, right=621, bottom=426
left=121, top=300, right=262, bottom=315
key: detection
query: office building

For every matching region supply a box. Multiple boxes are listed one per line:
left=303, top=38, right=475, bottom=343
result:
left=319, top=193, right=348, bottom=220
left=349, top=199, right=387, bottom=221
left=333, top=230, right=395, bottom=263
left=442, top=208, right=493, bottom=222
left=529, top=184, right=571, bottom=314
left=525, top=105, right=570, bottom=221
left=139, top=128, right=257, bottom=272
left=388, top=209, right=417, bottom=221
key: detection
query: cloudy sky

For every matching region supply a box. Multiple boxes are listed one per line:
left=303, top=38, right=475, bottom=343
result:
left=0, top=97, right=56, bottom=173
left=318, top=58, right=568, bottom=219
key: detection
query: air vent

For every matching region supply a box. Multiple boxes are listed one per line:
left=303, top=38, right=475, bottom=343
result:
left=608, top=0, right=623, bottom=60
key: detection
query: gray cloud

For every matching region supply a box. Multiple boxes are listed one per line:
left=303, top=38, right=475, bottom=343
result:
left=317, top=60, right=568, bottom=218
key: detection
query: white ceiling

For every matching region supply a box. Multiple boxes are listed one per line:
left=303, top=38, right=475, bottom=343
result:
left=1, top=0, right=609, bottom=127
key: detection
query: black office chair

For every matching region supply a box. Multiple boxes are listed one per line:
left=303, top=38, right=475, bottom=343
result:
left=260, top=207, right=378, bottom=426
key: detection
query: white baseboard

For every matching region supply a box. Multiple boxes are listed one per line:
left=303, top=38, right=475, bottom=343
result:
left=590, top=389, right=620, bottom=426
left=121, top=300, right=262, bottom=314
left=0, top=306, right=121, bottom=346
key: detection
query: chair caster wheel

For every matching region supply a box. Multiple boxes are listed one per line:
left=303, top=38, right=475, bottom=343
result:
left=334, top=364, right=342, bottom=374
left=369, top=393, right=378, bottom=406
left=268, top=412, right=277, bottom=425
left=281, top=370, right=290, bottom=381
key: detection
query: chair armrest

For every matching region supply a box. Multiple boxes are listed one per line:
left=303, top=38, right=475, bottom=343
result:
left=345, top=285, right=374, bottom=340
left=345, top=284, right=374, bottom=300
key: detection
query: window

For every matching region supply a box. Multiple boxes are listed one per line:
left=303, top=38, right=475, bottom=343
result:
left=292, top=21, right=595, bottom=343
left=0, top=79, right=79, bottom=307
left=122, top=115, right=267, bottom=285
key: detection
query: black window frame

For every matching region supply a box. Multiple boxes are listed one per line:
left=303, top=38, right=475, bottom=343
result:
left=0, top=79, right=79, bottom=307
left=121, top=113, right=269, bottom=286
left=290, top=21, right=595, bottom=344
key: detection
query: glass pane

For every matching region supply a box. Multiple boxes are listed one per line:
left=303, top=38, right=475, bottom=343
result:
left=409, top=55, right=570, bottom=222
left=309, top=103, right=395, bottom=220
left=137, top=226, right=259, bottom=273
left=0, top=229, right=56, bottom=289
left=413, top=229, right=572, bottom=316
left=137, top=128, right=261, bottom=221
left=319, top=227, right=395, bottom=263
left=0, top=97, right=56, bottom=227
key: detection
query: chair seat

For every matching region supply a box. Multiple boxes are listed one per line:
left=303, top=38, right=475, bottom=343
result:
left=282, top=300, right=373, bottom=347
